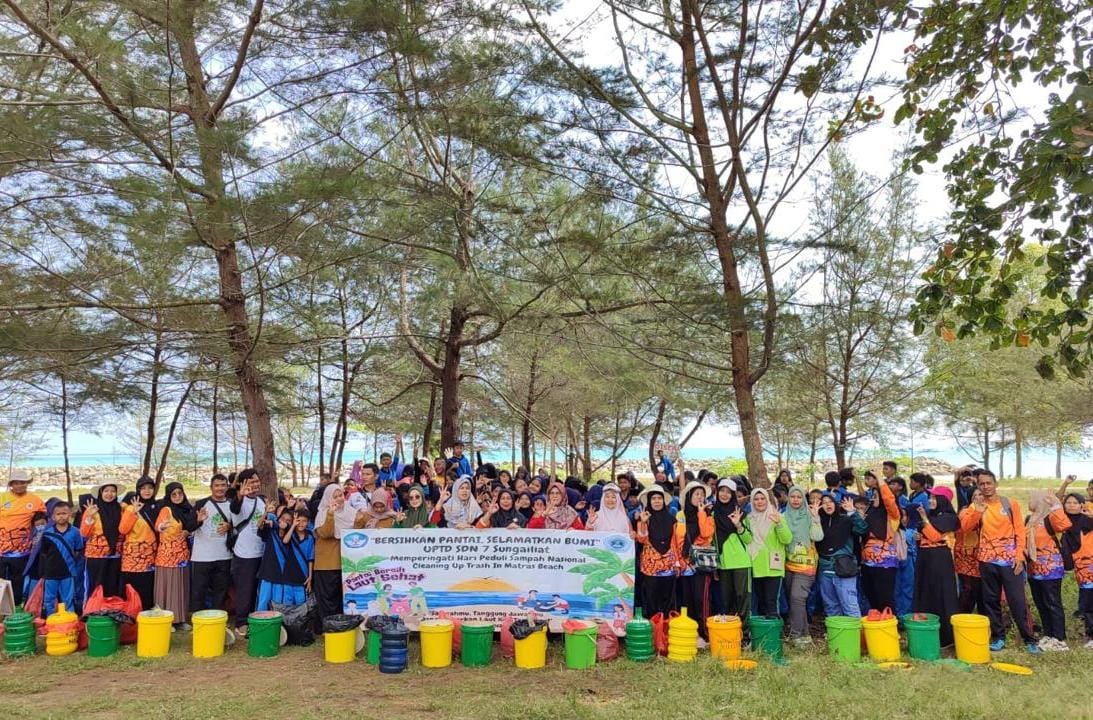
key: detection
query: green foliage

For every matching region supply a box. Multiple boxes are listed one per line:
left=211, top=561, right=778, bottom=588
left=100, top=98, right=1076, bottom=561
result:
left=900, top=0, right=1093, bottom=376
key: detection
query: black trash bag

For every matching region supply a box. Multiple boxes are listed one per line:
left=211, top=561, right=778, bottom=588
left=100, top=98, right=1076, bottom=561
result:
left=509, top=618, right=549, bottom=640
left=86, top=609, right=134, bottom=624
left=365, top=614, right=404, bottom=633
left=273, top=598, right=317, bottom=646
left=322, top=614, right=365, bottom=633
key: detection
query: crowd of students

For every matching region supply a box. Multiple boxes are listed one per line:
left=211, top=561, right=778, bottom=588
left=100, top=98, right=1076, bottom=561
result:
left=2, top=443, right=1092, bottom=656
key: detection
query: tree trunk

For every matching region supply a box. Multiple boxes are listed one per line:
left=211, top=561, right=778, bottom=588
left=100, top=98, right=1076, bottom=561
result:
left=582, top=415, right=592, bottom=483
left=982, top=425, right=991, bottom=472
left=679, top=5, right=769, bottom=488
left=1014, top=426, right=1023, bottom=478
left=1056, top=436, right=1063, bottom=479
left=678, top=407, right=709, bottom=449
left=521, top=348, right=540, bottom=471
left=142, top=337, right=163, bottom=479
left=423, top=382, right=437, bottom=457
left=155, top=379, right=196, bottom=489
left=60, top=375, right=72, bottom=504
left=998, top=426, right=1006, bottom=480
left=211, top=361, right=220, bottom=474
left=175, top=7, right=278, bottom=500
left=648, top=398, right=667, bottom=474
left=439, top=308, right=467, bottom=449
left=510, top=426, right=516, bottom=472
left=317, top=343, right=326, bottom=476
left=808, top=420, right=818, bottom=484
left=610, top=408, right=621, bottom=480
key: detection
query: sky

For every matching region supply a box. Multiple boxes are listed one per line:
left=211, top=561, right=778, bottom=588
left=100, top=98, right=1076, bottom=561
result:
left=16, top=3, right=1077, bottom=470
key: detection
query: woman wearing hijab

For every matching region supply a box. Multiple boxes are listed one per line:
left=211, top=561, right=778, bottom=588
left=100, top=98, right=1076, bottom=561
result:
left=515, top=492, right=533, bottom=521
left=712, top=478, right=752, bottom=624
left=527, top=483, right=584, bottom=530
left=745, top=488, right=792, bottom=617
left=784, top=486, right=824, bottom=644
left=912, top=486, right=961, bottom=646
left=357, top=488, right=397, bottom=529
left=153, top=482, right=199, bottom=630
left=817, top=493, right=867, bottom=618
left=672, top=481, right=715, bottom=642
left=585, top=485, right=632, bottom=535
left=431, top=476, right=483, bottom=529
left=395, top=485, right=434, bottom=529
left=1061, top=492, right=1093, bottom=649
left=79, top=480, right=127, bottom=597
left=635, top=487, right=678, bottom=617
left=314, top=484, right=367, bottom=619
left=477, top=489, right=527, bottom=529
left=859, top=472, right=901, bottom=612
left=120, top=477, right=159, bottom=610
left=1020, top=490, right=1071, bottom=650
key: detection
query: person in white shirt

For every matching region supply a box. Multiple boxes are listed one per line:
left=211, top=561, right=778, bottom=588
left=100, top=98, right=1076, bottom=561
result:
left=190, top=474, right=233, bottom=617
left=228, top=468, right=266, bottom=636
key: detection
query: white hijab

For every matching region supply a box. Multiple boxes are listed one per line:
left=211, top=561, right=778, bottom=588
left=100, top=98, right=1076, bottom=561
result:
left=591, top=485, right=631, bottom=533
left=442, top=476, right=482, bottom=526
left=316, top=483, right=358, bottom=539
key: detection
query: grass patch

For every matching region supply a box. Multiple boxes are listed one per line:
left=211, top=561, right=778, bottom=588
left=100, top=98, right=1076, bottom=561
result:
left=4, top=627, right=1093, bottom=720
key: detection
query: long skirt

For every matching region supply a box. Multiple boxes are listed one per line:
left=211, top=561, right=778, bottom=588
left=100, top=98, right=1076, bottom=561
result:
left=121, top=570, right=155, bottom=612
left=154, top=565, right=189, bottom=623
left=913, top=546, right=959, bottom=646
left=86, top=556, right=123, bottom=598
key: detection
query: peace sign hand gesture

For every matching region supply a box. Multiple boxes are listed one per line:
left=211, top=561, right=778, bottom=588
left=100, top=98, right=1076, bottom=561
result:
left=83, top=499, right=99, bottom=519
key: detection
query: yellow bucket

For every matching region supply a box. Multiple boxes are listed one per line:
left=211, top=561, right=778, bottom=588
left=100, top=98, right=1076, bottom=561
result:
left=136, top=609, right=174, bottom=658
left=862, top=617, right=900, bottom=662
left=707, top=615, right=742, bottom=660
left=952, top=614, right=991, bottom=664
left=324, top=629, right=357, bottom=664
left=192, top=610, right=228, bottom=659
left=513, top=626, right=547, bottom=669
left=419, top=619, right=454, bottom=668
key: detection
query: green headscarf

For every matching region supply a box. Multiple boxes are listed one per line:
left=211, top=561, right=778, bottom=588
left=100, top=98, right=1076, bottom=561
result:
left=397, top=485, right=432, bottom=528
left=784, top=486, right=814, bottom=546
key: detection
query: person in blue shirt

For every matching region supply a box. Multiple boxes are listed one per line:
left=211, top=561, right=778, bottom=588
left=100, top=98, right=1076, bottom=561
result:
left=378, top=434, right=405, bottom=486
left=24, top=501, right=85, bottom=616
left=824, top=471, right=848, bottom=504
left=907, top=472, right=932, bottom=530
left=447, top=441, right=473, bottom=478
left=656, top=450, right=676, bottom=482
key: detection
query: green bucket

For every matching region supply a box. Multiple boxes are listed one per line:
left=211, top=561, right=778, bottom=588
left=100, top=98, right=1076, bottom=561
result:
left=460, top=622, right=494, bottom=667
left=903, top=613, right=941, bottom=662
left=4, top=610, right=36, bottom=657
left=247, top=611, right=283, bottom=658
left=748, top=616, right=784, bottom=662
left=366, top=629, right=381, bottom=665
left=564, top=622, right=598, bottom=670
left=86, top=616, right=120, bottom=658
left=825, top=616, right=862, bottom=663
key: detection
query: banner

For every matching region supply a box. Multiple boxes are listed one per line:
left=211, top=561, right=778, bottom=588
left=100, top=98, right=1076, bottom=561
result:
left=340, top=528, right=636, bottom=634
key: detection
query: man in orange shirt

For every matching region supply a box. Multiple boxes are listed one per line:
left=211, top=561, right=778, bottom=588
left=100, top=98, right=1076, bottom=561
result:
left=958, top=468, right=1039, bottom=654
left=0, top=469, right=47, bottom=606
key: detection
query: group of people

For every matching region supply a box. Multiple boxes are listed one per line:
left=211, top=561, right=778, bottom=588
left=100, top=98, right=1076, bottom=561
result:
left=2, top=444, right=1092, bottom=657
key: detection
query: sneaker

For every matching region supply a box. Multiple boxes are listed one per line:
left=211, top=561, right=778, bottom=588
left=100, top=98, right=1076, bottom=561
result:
left=989, top=638, right=1005, bottom=652
left=1052, top=638, right=1070, bottom=651
left=792, top=635, right=814, bottom=647
left=696, top=637, right=708, bottom=650
left=1085, top=639, right=1093, bottom=650
left=177, top=622, right=192, bottom=632
left=235, top=625, right=249, bottom=638
left=1025, top=642, right=1042, bottom=655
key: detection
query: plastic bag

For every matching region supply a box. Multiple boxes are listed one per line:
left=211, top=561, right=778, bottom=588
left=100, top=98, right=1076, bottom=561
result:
left=866, top=607, right=894, bottom=621
left=83, top=585, right=143, bottom=645
left=650, top=611, right=677, bottom=657
left=595, top=620, right=619, bottom=662
left=273, top=598, right=317, bottom=646
left=322, top=614, right=365, bottom=633
left=500, top=616, right=515, bottom=658
left=365, top=614, right=404, bottom=633
left=23, top=579, right=44, bottom=618
left=509, top=618, right=548, bottom=640
left=86, top=610, right=134, bottom=624
left=437, top=610, right=462, bottom=653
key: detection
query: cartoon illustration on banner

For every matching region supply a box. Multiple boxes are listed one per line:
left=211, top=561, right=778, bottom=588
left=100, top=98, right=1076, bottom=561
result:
left=340, top=529, right=636, bottom=633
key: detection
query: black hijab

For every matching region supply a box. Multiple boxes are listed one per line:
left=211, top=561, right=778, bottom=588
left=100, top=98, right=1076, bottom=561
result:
left=133, top=476, right=160, bottom=528
left=96, top=483, right=123, bottom=551
left=163, top=482, right=197, bottom=529
left=491, top=490, right=527, bottom=528
left=516, top=492, right=534, bottom=521
left=817, top=501, right=854, bottom=556
left=644, top=490, right=674, bottom=554
left=864, top=491, right=889, bottom=540
left=711, top=484, right=740, bottom=549
left=682, top=486, right=705, bottom=558
left=927, top=494, right=960, bottom=534
left=1062, top=493, right=1092, bottom=558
